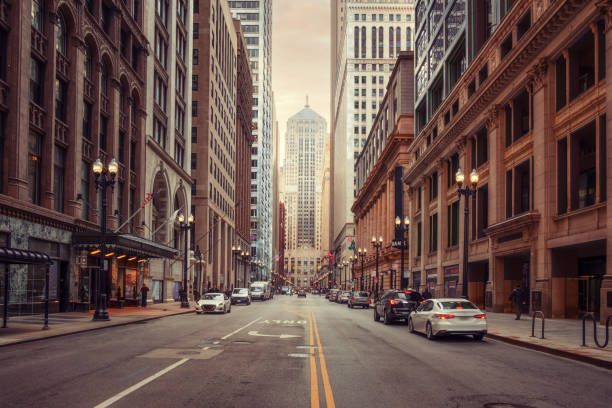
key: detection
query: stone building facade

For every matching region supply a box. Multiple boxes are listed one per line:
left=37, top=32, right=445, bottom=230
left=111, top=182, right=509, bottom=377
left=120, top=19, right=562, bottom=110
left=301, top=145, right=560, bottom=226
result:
left=402, top=0, right=612, bottom=321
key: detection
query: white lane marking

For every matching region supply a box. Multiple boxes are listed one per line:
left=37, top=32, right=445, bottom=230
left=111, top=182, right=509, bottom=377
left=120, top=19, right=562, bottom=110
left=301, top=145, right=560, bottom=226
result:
left=248, top=330, right=301, bottom=339
left=201, top=346, right=210, bottom=351
left=93, top=358, right=189, bottom=408
left=213, top=341, right=220, bottom=345
left=221, top=317, right=262, bottom=340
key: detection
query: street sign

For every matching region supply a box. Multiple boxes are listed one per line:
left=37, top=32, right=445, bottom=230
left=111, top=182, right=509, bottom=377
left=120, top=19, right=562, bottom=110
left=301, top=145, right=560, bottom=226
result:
left=391, top=240, right=407, bottom=248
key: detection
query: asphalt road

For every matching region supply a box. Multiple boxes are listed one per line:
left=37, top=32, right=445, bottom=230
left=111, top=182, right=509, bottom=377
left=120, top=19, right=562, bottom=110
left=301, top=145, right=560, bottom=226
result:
left=0, top=295, right=611, bottom=408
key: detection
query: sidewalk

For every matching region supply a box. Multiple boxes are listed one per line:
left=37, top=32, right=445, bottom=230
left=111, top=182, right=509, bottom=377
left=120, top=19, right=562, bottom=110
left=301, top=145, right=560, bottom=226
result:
left=486, top=312, right=611, bottom=369
left=0, top=302, right=194, bottom=347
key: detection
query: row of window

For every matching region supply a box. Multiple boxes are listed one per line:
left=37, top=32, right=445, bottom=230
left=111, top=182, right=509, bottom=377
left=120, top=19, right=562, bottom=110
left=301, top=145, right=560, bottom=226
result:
left=354, top=27, right=412, bottom=58
left=354, top=13, right=411, bottom=22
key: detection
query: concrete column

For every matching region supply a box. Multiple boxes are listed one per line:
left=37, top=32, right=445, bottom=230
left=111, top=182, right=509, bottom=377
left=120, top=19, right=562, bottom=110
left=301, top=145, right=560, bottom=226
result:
left=485, top=106, right=500, bottom=311
left=436, top=160, right=445, bottom=296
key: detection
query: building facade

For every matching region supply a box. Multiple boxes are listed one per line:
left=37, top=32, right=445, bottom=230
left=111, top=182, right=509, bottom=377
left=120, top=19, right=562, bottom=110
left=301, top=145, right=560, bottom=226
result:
left=352, top=51, right=415, bottom=294
left=192, top=0, right=238, bottom=291
left=330, top=0, right=415, bottom=279
left=0, top=0, right=179, bottom=317
left=229, top=0, right=273, bottom=278
left=233, top=18, right=253, bottom=288
left=144, top=0, right=194, bottom=303
left=403, top=0, right=612, bottom=321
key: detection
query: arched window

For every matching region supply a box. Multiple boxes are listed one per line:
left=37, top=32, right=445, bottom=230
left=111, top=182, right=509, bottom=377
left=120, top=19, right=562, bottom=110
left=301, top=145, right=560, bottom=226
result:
left=361, top=27, right=366, bottom=58
left=378, top=27, right=384, bottom=58
left=100, top=62, right=108, bottom=96
left=389, top=27, right=394, bottom=58
left=372, top=27, right=377, bottom=58
left=84, top=45, right=93, bottom=80
left=354, top=27, right=359, bottom=58
left=55, top=12, right=67, bottom=55
left=396, top=27, right=401, bottom=55
left=406, top=28, right=412, bottom=50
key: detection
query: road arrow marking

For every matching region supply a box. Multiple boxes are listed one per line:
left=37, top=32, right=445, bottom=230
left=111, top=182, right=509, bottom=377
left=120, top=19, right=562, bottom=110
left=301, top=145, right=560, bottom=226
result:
left=248, top=331, right=301, bottom=339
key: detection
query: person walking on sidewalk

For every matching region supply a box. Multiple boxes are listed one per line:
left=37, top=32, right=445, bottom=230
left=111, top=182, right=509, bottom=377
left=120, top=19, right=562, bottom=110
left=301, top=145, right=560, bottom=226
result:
left=140, top=283, right=149, bottom=307
left=509, top=285, right=526, bottom=320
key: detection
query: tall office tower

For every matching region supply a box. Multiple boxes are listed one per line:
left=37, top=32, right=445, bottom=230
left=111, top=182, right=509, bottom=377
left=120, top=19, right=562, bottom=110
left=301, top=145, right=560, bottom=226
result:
left=330, top=1, right=415, bottom=268
left=229, top=0, right=273, bottom=279
left=145, top=0, right=194, bottom=302
left=192, top=0, right=239, bottom=292
left=284, top=104, right=327, bottom=288
left=271, top=97, right=280, bottom=276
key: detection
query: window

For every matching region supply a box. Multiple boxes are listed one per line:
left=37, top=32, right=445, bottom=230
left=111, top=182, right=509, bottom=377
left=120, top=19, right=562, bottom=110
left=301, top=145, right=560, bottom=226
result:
left=30, top=58, right=44, bottom=106
left=153, top=118, right=167, bottom=148
left=475, top=184, right=488, bottom=239
left=102, top=3, right=112, bottom=35
left=99, top=115, right=108, bottom=152
left=175, top=142, right=184, bottom=167
left=476, top=128, right=488, bottom=167
left=176, top=69, right=186, bottom=97
left=514, top=160, right=530, bottom=214
left=447, top=154, right=459, bottom=188
left=430, top=75, right=443, bottom=115
left=354, top=27, right=359, bottom=58
left=193, top=23, right=199, bottom=39
left=28, top=132, right=42, bottom=205
left=389, top=27, right=394, bottom=58
left=177, top=30, right=186, bottom=62
left=447, top=201, right=459, bottom=247
left=55, top=13, right=67, bottom=55
left=569, top=29, right=595, bottom=101
left=31, top=0, right=43, bottom=31
left=193, top=48, right=199, bottom=64
left=556, top=55, right=566, bottom=110
left=176, top=105, right=185, bottom=134
left=55, top=79, right=68, bottom=123
left=154, top=74, right=167, bottom=111
left=557, top=137, right=568, bottom=214
left=83, top=102, right=92, bottom=140
left=448, top=40, right=466, bottom=92
left=429, top=172, right=438, bottom=201
left=379, top=27, right=384, bottom=58
left=177, top=0, right=186, bottom=24
left=512, top=90, right=530, bottom=143
left=406, top=27, right=411, bottom=49
left=429, top=213, right=438, bottom=252
left=155, top=29, right=168, bottom=68
left=53, top=146, right=66, bottom=213
left=500, top=34, right=512, bottom=59
left=156, top=0, right=168, bottom=26
left=570, top=121, right=596, bottom=210
left=191, top=153, right=197, bottom=170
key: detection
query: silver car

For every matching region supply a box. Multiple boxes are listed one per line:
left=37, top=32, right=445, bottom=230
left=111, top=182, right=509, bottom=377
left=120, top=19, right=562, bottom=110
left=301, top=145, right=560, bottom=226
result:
left=408, top=298, right=487, bottom=341
left=348, top=291, right=369, bottom=309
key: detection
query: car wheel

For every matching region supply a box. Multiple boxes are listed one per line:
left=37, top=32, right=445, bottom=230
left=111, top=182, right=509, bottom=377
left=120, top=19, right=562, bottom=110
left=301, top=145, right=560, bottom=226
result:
left=383, top=309, right=390, bottom=325
left=408, top=317, right=415, bottom=333
left=473, top=333, right=484, bottom=341
left=374, top=308, right=380, bottom=322
left=426, top=322, right=435, bottom=340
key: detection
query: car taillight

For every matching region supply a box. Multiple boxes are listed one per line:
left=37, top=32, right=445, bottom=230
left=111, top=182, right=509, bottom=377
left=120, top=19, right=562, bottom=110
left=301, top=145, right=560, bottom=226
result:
left=434, top=313, right=455, bottom=319
left=419, top=300, right=425, bottom=304
left=473, top=314, right=486, bottom=319
left=389, top=299, right=398, bottom=305
left=352, top=297, right=355, bottom=300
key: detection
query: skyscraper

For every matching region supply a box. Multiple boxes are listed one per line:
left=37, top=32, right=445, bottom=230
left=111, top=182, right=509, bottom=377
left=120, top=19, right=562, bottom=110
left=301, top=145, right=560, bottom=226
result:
left=229, top=0, right=273, bottom=279
left=330, top=1, right=415, bottom=270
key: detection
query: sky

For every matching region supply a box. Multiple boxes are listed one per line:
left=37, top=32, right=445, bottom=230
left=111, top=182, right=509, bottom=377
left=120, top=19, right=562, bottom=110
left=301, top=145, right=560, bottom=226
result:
left=272, top=0, right=331, bottom=167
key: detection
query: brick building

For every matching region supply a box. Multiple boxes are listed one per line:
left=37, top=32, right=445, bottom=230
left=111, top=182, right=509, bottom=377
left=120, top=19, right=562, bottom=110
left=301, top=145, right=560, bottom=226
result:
left=401, top=0, right=611, bottom=320
left=0, top=0, right=177, bottom=316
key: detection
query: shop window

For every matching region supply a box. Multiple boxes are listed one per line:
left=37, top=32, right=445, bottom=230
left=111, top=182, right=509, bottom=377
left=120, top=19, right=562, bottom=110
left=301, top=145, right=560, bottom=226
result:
left=500, top=34, right=512, bottom=60
left=570, top=121, right=596, bottom=210
left=557, top=137, right=567, bottom=214
left=569, top=29, right=595, bottom=101
left=556, top=55, right=566, bottom=110
left=429, top=213, right=438, bottom=253
left=516, top=9, right=531, bottom=41
left=447, top=201, right=459, bottom=248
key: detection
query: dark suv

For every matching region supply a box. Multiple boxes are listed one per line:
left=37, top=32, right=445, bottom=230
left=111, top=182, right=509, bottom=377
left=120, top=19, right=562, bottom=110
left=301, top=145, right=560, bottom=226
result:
left=373, top=289, right=424, bottom=325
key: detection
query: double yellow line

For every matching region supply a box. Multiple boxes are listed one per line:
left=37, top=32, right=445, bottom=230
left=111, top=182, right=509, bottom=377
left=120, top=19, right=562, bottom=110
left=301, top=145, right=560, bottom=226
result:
left=308, top=310, right=335, bottom=408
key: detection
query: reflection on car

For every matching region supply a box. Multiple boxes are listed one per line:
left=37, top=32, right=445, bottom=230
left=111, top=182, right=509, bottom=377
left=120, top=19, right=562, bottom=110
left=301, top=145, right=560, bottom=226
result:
left=408, top=298, right=487, bottom=341
left=195, top=293, right=231, bottom=314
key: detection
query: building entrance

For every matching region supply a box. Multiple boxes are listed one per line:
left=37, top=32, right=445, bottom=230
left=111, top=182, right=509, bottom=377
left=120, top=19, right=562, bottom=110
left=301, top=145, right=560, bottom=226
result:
left=577, top=256, right=605, bottom=318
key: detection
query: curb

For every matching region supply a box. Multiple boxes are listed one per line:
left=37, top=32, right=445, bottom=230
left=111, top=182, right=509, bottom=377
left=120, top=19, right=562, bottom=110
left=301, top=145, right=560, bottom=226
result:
left=486, top=333, right=612, bottom=370
left=0, top=309, right=195, bottom=348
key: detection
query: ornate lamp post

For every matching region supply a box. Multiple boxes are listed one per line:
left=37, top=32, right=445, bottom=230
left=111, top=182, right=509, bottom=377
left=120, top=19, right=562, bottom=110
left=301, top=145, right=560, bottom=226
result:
left=343, top=260, right=349, bottom=290
left=456, top=168, right=479, bottom=299
left=358, top=248, right=366, bottom=291
left=258, top=260, right=263, bottom=281
left=371, top=235, right=383, bottom=297
left=232, top=244, right=242, bottom=289
left=92, top=157, right=118, bottom=321
left=178, top=213, right=194, bottom=308
left=394, top=216, right=410, bottom=289
left=350, top=255, right=358, bottom=291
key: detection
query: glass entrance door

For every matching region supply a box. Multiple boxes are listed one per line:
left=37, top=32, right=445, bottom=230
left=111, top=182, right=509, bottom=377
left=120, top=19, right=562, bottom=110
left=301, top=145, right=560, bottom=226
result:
left=578, top=275, right=602, bottom=318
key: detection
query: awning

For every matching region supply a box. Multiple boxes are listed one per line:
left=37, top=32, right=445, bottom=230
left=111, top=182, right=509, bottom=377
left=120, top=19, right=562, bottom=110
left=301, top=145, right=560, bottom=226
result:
left=72, top=232, right=178, bottom=259
left=0, top=247, right=52, bottom=265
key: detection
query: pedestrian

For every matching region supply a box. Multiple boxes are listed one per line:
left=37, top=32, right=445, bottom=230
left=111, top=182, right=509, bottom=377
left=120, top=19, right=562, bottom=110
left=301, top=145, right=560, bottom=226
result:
left=509, top=285, right=525, bottom=320
left=194, top=289, right=200, bottom=301
left=140, top=283, right=149, bottom=307
left=133, top=286, right=137, bottom=300
left=422, top=288, right=432, bottom=300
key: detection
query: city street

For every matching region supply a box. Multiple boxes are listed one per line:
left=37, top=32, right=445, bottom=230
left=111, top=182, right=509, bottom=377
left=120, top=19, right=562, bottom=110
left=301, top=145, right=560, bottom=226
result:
left=0, top=295, right=611, bottom=408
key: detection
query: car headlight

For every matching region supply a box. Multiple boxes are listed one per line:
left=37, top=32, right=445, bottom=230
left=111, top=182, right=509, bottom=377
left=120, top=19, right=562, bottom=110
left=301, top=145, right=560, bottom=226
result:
left=217, top=303, right=223, bottom=307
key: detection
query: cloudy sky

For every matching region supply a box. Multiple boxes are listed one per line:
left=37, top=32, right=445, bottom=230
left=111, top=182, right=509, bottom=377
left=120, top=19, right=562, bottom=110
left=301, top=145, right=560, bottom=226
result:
left=272, top=0, right=330, bottom=166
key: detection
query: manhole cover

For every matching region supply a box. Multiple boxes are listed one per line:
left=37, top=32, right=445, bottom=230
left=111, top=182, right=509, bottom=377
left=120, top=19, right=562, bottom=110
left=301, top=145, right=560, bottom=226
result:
left=178, top=350, right=201, bottom=355
left=233, top=341, right=251, bottom=345
left=484, top=404, right=535, bottom=408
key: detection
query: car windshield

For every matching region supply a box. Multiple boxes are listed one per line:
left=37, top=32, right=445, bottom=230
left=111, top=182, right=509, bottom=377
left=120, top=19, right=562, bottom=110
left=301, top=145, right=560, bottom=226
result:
left=439, top=301, right=478, bottom=310
left=233, top=289, right=248, bottom=294
left=397, top=291, right=422, bottom=301
left=203, top=294, right=223, bottom=300
left=356, top=292, right=369, bottom=297
left=251, top=287, right=263, bottom=292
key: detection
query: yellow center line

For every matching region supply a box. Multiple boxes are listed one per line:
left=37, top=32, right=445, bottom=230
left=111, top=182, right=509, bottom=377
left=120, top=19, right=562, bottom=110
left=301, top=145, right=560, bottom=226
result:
left=309, top=310, right=319, bottom=408
left=312, top=310, right=335, bottom=408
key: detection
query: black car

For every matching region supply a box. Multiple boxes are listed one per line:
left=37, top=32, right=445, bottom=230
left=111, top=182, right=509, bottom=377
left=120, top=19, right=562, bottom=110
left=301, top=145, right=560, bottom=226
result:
left=373, top=289, right=423, bottom=325
left=297, top=289, right=306, bottom=297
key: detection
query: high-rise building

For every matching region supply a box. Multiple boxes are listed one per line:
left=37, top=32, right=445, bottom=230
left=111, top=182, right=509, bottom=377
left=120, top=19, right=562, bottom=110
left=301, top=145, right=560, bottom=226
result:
left=229, top=0, right=273, bottom=279
left=192, top=0, right=239, bottom=291
left=330, top=1, right=415, bottom=271
left=144, top=0, right=194, bottom=303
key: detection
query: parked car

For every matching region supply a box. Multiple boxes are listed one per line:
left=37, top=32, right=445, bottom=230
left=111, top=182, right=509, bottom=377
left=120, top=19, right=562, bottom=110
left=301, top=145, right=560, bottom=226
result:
left=281, top=286, right=289, bottom=295
left=408, top=298, right=487, bottom=341
left=373, top=290, right=423, bottom=324
left=337, top=291, right=351, bottom=304
left=195, top=293, right=231, bottom=314
left=231, top=288, right=251, bottom=305
left=328, top=289, right=339, bottom=302
left=297, top=289, right=307, bottom=297
left=348, top=291, right=370, bottom=308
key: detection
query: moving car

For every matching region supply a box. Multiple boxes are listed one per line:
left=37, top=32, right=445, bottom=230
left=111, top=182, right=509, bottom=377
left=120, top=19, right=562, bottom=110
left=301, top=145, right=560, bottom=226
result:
left=297, top=289, right=306, bottom=297
left=348, top=291, right=370, bottom=308
left=281, top=286, right=289, bottom=295
left=337, top=291, right=351, bottom=304
left=231, top=288, right=251, bottom=305
left=373, top=290, right=423, bottom=324
left=250, top=281, right=272, bottom=301
left=328, top=289, right=339, bottom=302
left=195, top=293, right=231, bottom=314
left=408, top=298, right=487, bottom=341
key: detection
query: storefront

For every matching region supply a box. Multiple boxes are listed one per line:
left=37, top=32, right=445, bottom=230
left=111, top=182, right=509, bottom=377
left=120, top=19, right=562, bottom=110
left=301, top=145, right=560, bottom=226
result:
left=412, top=270, right=421, bottom=292
left=426, top=269, right=437, bottom=297
left=444, top=265, right=459, bottom=298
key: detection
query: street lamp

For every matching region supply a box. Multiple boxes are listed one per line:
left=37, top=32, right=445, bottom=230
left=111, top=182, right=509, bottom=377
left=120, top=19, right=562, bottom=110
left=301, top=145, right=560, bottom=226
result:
left=358, top=248, right=367, bottom=291
left=232, top=245, right=242, bottom=289
left=178, top=212, right=194, bottom=308
left=350, top=255, right=358, bottom=291
left=456, top=168, right=479, bottom=299
left=258, top=260, right=263, bottom=281
left=394, top=216, right=410, bottom=289
left=92, top=157, right=117, bottom=321
left=371, top=235, right=383, bottom=297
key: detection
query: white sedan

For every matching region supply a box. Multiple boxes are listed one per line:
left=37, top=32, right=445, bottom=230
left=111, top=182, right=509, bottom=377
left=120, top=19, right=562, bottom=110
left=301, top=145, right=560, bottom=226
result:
left=195, top=293, right=231, bottom=314
left=408, top=298, right=487, bottom=341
